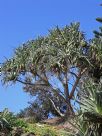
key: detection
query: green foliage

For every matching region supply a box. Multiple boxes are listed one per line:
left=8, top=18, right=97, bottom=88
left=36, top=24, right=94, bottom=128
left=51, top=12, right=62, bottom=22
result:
left=14, top=119, right=28, bottom=128
left=24, top=123, right=59, bottom=136
left=0, top=109, right=28, bottom=136
left=0, top=109, right=27, bottom=128
left=96, top=17, right=102, bottom=23
left=70, top=81, right=102, bottom=136
left=0, top=109, right=61, bottom=136
left=0, top=108, right=14, bottom=133
left=0, top=23, right=87, bottom=84
left=90, top=38, right=102, bottom=66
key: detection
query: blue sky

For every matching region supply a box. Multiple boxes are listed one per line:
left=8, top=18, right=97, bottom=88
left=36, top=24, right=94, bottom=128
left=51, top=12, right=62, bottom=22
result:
left=0, top=0, right=102, bottom=113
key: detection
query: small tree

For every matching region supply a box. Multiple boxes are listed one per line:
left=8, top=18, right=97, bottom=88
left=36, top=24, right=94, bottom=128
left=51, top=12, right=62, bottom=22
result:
left=17, top=95, right=62, bottom=121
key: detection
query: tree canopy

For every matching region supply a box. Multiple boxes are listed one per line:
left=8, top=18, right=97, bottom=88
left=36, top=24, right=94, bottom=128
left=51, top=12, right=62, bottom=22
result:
left=1, top=21, right=102, bottom=122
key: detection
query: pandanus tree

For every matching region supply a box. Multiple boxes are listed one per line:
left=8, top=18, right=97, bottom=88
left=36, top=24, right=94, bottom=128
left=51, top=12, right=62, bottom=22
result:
left=0, top=23, right=90, bottom=118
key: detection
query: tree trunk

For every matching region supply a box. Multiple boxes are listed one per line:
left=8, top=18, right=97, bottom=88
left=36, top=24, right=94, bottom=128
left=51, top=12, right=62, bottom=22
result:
left=64, top=71, right=75, bottom=120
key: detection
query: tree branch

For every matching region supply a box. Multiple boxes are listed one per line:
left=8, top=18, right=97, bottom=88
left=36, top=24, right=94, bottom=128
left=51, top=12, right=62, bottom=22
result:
left=49, top=98, right=65, bottom=117
left=69, top=71, right=78, bottom=78
left=16, top=79, right=47, bottom=86
left=36, top=71, right=66, bottom=99
left=69, top=68, right=87, bottom=99
left=64, top=70, right=69, bottom=102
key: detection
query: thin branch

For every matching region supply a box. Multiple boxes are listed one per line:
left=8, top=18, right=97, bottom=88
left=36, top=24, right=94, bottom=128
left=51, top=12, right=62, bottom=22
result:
left=49, top=98, right=65, bottom=117
left=17, top=79, right=47, bottom=86
left=69, top=71, right=78, bottom=78
left=36, top=72, right=49, bottom=84
left=17, top=79, right=35, bottom=86
left=68, top=81, right=79, bottom=92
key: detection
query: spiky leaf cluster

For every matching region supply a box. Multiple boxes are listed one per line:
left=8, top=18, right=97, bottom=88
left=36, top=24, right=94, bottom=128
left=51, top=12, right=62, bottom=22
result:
left=0, top=23, right=88, bottom=85
left=72, top=81, right=102, bottom=136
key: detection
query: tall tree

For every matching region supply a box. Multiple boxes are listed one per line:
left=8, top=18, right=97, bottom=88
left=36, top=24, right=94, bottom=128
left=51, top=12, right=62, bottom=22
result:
left=0, top=23, right=89, bottom=118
